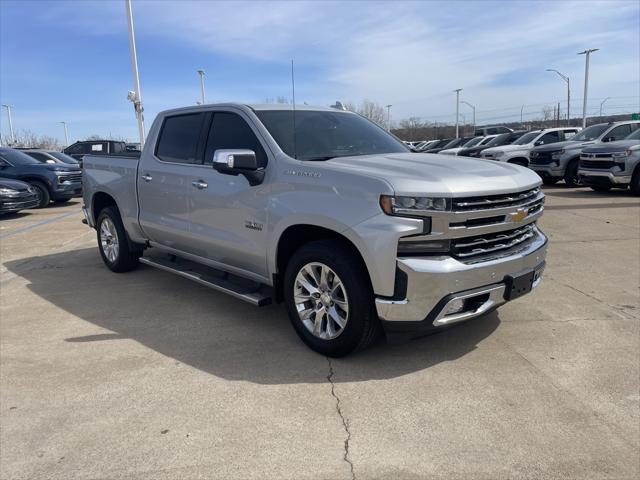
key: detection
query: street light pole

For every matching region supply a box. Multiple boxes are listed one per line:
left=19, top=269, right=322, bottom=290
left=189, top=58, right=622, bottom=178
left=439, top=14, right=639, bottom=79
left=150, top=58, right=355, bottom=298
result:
left=461, top=101, right=475, bottom=130
left=125, top=0, right=145, bottom=147
left=60, top=121, right=69, bottom=146
left=2, top=104, right=15, bottom=144
left=385, top=104, right=392, bottom=131
left=599, top=97, right=611, bottom=119
left=197, top=69, right=206, bottom=104
left=578, top=48, right=599, bottom=128
left=546, top=69, right=570, bottom=126
left=453, top=89, right=462, bottom=138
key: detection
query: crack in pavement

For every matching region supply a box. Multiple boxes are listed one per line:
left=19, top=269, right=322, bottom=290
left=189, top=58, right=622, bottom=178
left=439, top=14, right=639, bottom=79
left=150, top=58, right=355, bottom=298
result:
left=326, top=357, right=355, bottom=480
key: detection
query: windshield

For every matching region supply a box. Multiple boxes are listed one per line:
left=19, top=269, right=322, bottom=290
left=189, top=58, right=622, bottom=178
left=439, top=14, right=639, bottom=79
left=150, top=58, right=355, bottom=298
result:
left=0, top=148, right=41, bottom=165
left=461, top=137, right=483, bottom=148
left=484, top=133, right=510, bottom=147
left=572, top=124, right=609, bottom=141
left=255, top=110, right=408, bottom=160
left=48, top=151, right=79, bottom=164
left=626, top=129, right=640, bottom=140
left=513, top=131, right=540, bottom=145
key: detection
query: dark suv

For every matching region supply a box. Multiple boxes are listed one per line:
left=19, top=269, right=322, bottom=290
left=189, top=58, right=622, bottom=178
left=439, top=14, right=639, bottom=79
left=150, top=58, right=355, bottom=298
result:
left=0, top=147, right=82, bottom=208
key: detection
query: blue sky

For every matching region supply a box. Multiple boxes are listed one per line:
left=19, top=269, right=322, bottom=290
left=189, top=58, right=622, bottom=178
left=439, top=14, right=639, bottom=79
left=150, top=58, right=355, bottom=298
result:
left=1, top=0, right=638, bottom=143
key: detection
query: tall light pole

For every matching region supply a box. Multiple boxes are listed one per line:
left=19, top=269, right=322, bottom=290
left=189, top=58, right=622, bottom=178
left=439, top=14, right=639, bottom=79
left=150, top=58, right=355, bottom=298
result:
left=578, top=48, right=599, bottom=128
left=599, top=97, right=611, bottom=119
left=385, top=104, right=392, bottom=131
left=197, top=69, right=206, bottom=104
left=59, top=121, right=69, bottom=146
left=125, top=0, right=145, bottom=147
left=546, top=69, right=570, bottom=126
left=461, top=100, right=475, bottom=130
left=453, top=88, right=462, bottom=138
left=520, top=105, right=525, bottom=124
left=2, top=104, right=15, bottom=144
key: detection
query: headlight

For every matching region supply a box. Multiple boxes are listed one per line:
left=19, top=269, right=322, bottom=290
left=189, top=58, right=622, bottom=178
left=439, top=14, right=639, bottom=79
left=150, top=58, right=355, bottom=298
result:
left=493, top=150, right=504, bottom=158
left=0, top=187, right=19, bottom=195
left=611, top=150, right=631, bottom=158
left=551, top=149, right=565, bottom=159
left=380, top=195, right=450, bottom=216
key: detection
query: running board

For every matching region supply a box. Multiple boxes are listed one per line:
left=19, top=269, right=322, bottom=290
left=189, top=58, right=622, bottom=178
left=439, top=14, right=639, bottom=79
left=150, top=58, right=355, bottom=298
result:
left=139, top=255, right=272, bottom=307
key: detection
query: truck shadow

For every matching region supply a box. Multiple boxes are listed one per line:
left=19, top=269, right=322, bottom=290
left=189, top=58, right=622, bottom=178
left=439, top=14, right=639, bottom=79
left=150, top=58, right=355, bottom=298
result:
left=4, top=248, right=500, bottom=384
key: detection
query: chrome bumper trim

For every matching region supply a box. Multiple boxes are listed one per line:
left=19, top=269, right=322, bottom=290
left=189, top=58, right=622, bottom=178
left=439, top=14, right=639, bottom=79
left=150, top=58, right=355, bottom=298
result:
left=578, top=170, right=631, bottom=184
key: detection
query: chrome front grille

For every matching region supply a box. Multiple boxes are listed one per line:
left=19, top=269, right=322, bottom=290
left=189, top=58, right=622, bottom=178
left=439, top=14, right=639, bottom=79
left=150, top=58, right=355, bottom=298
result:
left=579, top=159, right=616, bottom=169
left=451, top=223, right=537, bottom=259
left=452, top=188, right=541, bottom=212
left=59, top=172, right=82, bottom=183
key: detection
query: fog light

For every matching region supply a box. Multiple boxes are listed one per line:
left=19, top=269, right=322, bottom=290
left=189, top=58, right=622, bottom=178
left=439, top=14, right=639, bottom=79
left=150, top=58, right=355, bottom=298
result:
left=444, top=298, right=465, bottom=315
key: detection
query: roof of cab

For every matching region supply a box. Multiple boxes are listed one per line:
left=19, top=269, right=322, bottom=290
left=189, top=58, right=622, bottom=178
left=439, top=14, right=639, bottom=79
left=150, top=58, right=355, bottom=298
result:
left=159, top=102, right=347, bottom=117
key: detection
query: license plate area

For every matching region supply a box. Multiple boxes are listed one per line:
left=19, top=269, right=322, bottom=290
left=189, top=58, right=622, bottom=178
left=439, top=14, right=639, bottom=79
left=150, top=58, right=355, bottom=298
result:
left=504, top=269, right=536, bottom=300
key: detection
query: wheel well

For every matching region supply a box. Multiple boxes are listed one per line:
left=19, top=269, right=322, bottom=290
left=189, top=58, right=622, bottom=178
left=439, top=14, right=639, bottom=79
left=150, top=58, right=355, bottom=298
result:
left=92, top=192, right=118, bottom=221
left=273, top=224, right=368, bottom=302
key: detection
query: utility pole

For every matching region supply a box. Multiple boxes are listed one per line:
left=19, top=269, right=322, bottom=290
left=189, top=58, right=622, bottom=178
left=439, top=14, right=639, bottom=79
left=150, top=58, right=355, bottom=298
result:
left=60, top=121, right=69, bottom=146
left=578, top=48, right=599, bottom=128
left=599, top=97, right=611, bottom=119
left=125, top=0, right=145, bottom=147
left=385, top=104, right=392, bottom=131
left=197, top=69, right=206, bottom=104
left=461, top=101, right=475, bottom=131
left=546, top=69, right=570, bottom=126
left=520, top=105, right=524, bottom=125
left=2, top=104, right=15, bottom=144
left=453, top=88, right=462, bottom=138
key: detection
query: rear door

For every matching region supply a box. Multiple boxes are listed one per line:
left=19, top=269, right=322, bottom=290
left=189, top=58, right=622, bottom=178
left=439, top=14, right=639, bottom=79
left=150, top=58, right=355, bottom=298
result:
left=186, top=109, right=271, bottom=279
left=137, top=112, right=208, bottom=252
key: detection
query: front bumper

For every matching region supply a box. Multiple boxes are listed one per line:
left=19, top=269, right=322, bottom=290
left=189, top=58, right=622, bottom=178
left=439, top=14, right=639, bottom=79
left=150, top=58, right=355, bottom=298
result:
left=529, top=163, right=564, bottom=178
left=52, top=181, right=82, bottom=199
left=0, top=194, right=40, bottom=213
left=578, top=169, right=632, bottom=186
left=376, top=229, right=547, bottom=336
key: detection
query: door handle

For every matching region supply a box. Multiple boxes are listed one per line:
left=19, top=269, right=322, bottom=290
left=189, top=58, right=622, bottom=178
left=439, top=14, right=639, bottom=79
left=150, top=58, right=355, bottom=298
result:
left=141, top=174, right=153, bottom=182
left=191, top=180, right=208, bottom=189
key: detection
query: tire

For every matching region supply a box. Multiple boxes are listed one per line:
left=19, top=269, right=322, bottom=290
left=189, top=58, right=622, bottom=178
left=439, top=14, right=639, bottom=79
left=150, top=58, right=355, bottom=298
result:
left=589, top=186, right=611, bottom=192
left=564, top=159, right=581, bottom=187
left=631, top=167, right=640, bottom=196
left=96, top=206, right=141, bottom=273
left=542, top=177, right=559, bottom=185
left=283, top=240, right=380, bottom=357
left=30, top=181, right=50, bottom=208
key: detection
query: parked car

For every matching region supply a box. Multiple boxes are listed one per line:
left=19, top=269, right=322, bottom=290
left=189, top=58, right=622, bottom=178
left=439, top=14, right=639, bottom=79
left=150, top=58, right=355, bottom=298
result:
left=480, top=127, right=581, bottom=167
left=425, top=137, right=472, bottom=153
left=416, top=139, right=446, bottom=152
left=529, top=121, right=640, bottom=186
left=458, top=131, right=527, bottom=158
left=63, top=140, right=139, bottom=166
left=0, top=147, right=82, bottom=208
left=0, top=178, right=39, bottom=215
left=20, top=149, right=80, bottom=166
left=439, top=135, right=497, bottom=155
left=578, top=128, right=640, bottom=194
left=474, top=125, right=513, bottom=136
left=82, top=103, right=547, bottom=357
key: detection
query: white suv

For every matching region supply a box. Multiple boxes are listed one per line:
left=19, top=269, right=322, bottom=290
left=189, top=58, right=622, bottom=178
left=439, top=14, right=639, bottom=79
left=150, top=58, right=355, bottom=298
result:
left=480, top=127, right=581, bottom=166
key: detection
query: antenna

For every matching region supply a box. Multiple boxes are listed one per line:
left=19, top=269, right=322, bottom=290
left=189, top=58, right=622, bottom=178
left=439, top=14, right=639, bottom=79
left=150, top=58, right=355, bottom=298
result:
left=291, top=59, right=297, bottom=159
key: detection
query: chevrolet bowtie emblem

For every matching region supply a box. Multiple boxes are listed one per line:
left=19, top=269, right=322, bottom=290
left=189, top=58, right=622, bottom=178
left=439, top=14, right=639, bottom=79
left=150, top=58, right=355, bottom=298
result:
left=510, top=209, right=527, bottom=222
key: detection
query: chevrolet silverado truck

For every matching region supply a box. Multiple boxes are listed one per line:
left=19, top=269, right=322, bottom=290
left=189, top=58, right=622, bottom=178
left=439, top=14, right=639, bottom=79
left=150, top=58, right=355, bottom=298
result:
left=529, top=121, right=640, bottom=187
left=578, top=127, right=640, bottom=194
left=82, top=104, right=547, bottom=357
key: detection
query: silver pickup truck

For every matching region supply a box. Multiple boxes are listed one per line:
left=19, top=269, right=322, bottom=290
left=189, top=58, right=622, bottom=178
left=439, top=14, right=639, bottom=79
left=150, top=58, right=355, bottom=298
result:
left=82, top=103, right=547, bottom=356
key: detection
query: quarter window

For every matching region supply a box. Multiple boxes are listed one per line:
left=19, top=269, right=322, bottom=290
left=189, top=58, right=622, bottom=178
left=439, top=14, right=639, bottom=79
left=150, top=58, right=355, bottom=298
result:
left=156, top=113, right=205, bottom=164
left=204, top=112, right=267, bottom=167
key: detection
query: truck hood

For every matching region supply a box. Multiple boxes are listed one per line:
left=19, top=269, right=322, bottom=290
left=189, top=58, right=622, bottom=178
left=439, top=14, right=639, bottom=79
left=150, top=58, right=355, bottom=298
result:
left=482, top=144, right=532, bottom=154
left=533, top=140, right=594, bottom=153
left=324, top=152, right=541, bottom=196
left=582, top=139, right=640, bottom=153
left=22, top=163, right=81, bottom=173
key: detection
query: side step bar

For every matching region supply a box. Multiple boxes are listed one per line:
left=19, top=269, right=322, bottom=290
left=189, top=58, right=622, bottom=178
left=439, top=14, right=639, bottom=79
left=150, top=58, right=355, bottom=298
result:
left=139, top=255, right=272, bottom=307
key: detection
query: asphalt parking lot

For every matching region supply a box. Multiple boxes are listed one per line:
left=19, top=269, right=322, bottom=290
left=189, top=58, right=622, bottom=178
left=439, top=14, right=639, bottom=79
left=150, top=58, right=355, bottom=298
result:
left=1, top=188, right=639, bottom=480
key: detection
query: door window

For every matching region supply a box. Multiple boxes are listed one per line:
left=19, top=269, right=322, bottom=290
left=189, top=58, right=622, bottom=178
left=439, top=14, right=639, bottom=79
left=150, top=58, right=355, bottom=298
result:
left=204, top=112, right=267, bottom=167
left=156, top=113, right=206, bottom=163
left=606, top=124, right=631, bottom=141
left=537, top=131, right=560, bottom=145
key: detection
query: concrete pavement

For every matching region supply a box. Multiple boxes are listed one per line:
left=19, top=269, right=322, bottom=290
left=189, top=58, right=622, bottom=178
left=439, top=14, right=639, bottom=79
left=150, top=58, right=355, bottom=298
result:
left=1, top=187, right=638, bottom=479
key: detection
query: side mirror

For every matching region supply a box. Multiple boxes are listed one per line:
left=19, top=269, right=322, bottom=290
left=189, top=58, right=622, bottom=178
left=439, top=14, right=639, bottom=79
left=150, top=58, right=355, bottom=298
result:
left=212, top=149, right=264, bottom=186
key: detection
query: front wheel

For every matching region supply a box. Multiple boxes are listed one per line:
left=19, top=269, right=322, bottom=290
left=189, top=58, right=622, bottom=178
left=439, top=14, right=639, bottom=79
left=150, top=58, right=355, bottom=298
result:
left=283, top=240, right=380, bottom=357
left=30, top=181, right=50, bottom=208
left=96, top=206, right=141, bottom=273
left=564, top=160, right=581, bottom=187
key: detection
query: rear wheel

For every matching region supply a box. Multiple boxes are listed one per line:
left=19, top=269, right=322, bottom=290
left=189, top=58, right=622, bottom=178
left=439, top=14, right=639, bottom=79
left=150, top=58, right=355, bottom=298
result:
left=30, top=181, right=50, bottom=208
left=96, top=206, right=141, bottom=272
left=283, top=240, right=380, bottom=357
left=564, top=159, right=581, bottom=187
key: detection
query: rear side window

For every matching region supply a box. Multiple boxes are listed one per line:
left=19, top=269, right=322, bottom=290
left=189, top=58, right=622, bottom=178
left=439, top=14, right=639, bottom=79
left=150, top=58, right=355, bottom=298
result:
left=156, top=113, right=205, bottom=163
left=607, top=124, right=631, bottom=141
left=204, top=112, right=267, bottom=167
left=65, top=143, right=83, bottom=154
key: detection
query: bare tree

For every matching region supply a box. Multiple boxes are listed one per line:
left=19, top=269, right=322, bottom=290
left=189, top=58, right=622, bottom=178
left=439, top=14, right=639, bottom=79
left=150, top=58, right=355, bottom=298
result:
left=541, top=105, right=554, bottom=122
left=398, top=117, right=425, bottom=141
left=1, top=129, right=63, bottom=150
left=345, top=99, right=386, bottom=126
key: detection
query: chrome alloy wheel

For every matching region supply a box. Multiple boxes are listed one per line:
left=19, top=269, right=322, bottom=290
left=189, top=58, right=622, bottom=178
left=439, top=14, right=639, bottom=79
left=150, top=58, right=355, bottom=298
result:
left=294, top=262, right=349, bottom=340
left=99, top=217, right=119, bottom=263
